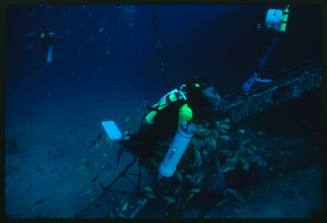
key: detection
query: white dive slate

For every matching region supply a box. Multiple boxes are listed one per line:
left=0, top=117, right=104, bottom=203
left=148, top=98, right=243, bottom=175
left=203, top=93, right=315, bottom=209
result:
left=101, top=120, right=123, bottom=141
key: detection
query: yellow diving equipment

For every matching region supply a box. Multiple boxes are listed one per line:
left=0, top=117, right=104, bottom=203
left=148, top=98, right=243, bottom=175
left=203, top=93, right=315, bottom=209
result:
left=178, top=104, right=193, bottom=126
left=144, top=82, right=202, bottom=125
left=280, top=5, right=290, bottom=32
left=144, top=86, right=188, bottom=124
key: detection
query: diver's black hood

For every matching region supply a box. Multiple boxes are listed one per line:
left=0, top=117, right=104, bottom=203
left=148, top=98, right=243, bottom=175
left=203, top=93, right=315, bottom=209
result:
left=186, top=87, right=215, bottom=122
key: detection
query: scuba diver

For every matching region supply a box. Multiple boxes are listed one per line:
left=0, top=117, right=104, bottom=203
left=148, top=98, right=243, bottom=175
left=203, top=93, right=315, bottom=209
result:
left=242, top=4, right=290, bottom=94
left=102, top=79, right=222, bottom=178
left=39, top=27, right=56, bottom=64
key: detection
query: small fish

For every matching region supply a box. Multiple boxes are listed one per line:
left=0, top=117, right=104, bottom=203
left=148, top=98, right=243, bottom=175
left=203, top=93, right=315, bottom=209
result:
left=208, top=138, right=216, bottom=150
left=143, top=186, right=152, bottom=192
left=196, top=175, right=205, bottom=184
left=222, top=166, right=234, bottom=173
left=220, top=135, right=231, bottom=141
left=220, top=149, right=230, bottom=156
left=121, top=201, right=128, bottom=212
left=96, top=99, right=104, bottom=103
left=185, top=193, right=194, bottom=203
left=220, top=124, right=230, bottom=130
left=174, top=186, right=182, bottom=194
left=163, top=197, right=176, bottom=204
left=223, top=118, right=231, bottom=123
left=191, top=188, right=201, bottom=194
left=238, top=129, right=245, bottom=134
left=91, top=175, right=100, bottom=183
left=175, top=170, right=183, bottom=182
left=99, top=27, right=104, bottom=33
left=34, top=199, right=45, bottom=205
left=145, top=192, right=156, bottom=199
left=118, top=212, right=127, bottom=218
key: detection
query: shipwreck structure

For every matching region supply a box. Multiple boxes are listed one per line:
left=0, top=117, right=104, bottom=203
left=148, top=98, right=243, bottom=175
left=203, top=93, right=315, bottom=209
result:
left=75, top=59, right=323, bottom=218
left=217, top=60, right=323, bottom=122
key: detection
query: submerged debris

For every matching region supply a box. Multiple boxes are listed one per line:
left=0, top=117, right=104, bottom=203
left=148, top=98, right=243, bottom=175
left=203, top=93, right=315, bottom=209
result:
left=34, top=199, right=46, bottom=205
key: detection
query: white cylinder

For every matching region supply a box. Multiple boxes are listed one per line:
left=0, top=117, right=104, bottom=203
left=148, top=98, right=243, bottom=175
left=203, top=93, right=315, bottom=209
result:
left=265, top=9, right=283, bottom=32
left=159, top=124, right=194, bottom=177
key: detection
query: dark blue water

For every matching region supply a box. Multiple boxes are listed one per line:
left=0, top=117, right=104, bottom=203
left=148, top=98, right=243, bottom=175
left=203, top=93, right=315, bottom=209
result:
left=4, top=4, right=322, bottom=219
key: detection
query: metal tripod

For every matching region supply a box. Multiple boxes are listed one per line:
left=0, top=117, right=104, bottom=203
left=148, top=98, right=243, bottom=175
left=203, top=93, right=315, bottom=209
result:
left=74, top=155, right=157, bottom=218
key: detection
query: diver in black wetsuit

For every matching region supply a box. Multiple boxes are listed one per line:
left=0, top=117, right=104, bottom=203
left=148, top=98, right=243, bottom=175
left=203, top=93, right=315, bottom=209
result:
left=242, top=5, right=290, bottom=95
left=39, top=27, right=56, bottom=64
left=119, top=79, right=222, bottom=177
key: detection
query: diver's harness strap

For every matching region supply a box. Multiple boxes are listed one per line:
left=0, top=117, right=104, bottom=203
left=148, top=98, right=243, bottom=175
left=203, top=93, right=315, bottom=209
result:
left=147, top=85, right=188, bottom=112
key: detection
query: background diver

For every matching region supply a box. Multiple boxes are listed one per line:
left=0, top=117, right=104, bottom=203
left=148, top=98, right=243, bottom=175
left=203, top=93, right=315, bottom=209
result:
left=102, top=79, right=222, bottom=178
left=242, top=4, right=290, bottom=94
left=39, top=27, right=56, bottom=64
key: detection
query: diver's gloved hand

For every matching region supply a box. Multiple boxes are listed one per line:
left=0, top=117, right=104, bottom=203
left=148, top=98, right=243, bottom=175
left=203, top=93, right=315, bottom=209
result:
left=122, top=131, right=131, bottom=141
left=242, top=73, right=273, bottom=95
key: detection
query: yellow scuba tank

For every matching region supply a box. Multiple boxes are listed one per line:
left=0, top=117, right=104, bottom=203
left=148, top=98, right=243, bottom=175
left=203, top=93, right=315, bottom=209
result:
left=280, top=5, right=290, bottom=32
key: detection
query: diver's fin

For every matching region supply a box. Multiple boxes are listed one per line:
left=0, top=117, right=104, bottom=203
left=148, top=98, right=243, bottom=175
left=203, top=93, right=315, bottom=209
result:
left=101, top=120, right=123, bottom=141
left=46, top=45, right=53, bottom=63
left=255, top=77, right=273, bottom=83
left=242, top=73, right=258, bottom=94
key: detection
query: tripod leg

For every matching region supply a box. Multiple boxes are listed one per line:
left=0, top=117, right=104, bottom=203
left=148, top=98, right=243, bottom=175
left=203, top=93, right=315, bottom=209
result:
left=137, top=157, right=142, bottom=192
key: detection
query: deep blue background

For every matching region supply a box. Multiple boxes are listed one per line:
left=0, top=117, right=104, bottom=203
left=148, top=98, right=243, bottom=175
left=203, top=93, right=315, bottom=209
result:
left=5, top=4, right=322, bottom=98
left=4, top=4, right=322, bottom=218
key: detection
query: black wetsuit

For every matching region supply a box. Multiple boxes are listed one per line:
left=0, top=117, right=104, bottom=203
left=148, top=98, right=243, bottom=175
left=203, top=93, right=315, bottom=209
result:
left=121, top=87, right=214, bottom=161
left=123, top=100, right=186, bottom=160
left=256, top=29, right=280, bottom=73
